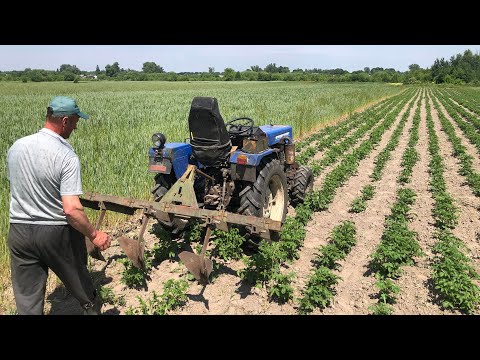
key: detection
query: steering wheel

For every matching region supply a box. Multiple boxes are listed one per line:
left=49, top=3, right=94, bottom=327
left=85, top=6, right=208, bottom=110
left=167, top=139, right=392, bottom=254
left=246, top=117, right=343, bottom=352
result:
left=226, top=117, right=254, bottom=136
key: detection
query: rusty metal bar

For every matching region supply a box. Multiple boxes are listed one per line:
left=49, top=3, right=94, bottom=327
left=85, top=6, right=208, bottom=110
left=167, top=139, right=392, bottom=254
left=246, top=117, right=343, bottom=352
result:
left=95, top=208, right=107, bottom=229
left=155, top=203, right=282, bottom=232
left=136, top=214, right=150, bottom=269
left=85, top=206, right=107, bottom=261
left=195, top=168, right=215, bottom=182
left=79, top=191, right=282, bottom=238
left=80, top=192, right=152, bottom=214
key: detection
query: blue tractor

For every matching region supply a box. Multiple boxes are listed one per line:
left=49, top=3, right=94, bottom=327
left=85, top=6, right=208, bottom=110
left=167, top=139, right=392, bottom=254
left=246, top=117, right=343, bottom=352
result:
left=81, top=97, right=314, bottom=281
left=148, top=97, right=314, bottom=238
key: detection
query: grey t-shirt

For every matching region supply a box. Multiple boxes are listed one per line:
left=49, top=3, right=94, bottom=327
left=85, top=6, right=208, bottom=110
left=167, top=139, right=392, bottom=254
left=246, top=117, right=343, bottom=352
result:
left=7, top=128, right=83, bottom=224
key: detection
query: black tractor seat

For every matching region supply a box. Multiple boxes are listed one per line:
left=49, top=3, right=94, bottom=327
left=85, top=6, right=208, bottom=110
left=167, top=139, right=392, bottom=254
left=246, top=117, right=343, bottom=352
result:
left=188, top=97, right=232, bottom=167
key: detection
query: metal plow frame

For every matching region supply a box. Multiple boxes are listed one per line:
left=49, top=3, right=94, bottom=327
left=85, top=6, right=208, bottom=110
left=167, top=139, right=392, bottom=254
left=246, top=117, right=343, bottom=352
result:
left=80, top=166, right=282, bottom=282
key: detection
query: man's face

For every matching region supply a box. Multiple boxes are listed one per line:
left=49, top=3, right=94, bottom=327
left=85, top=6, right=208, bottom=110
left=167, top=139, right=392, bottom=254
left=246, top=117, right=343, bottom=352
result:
left=62, top=114, right=80, bottom=139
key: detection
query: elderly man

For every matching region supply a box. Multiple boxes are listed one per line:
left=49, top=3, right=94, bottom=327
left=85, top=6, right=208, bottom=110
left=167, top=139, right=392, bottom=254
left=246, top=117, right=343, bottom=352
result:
left=6, top=96, right=111, bottom=315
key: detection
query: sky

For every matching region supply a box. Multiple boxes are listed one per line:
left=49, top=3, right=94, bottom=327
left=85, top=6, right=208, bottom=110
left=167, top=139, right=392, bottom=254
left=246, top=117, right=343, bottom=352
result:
left=0, top=45, right=478, bottom=73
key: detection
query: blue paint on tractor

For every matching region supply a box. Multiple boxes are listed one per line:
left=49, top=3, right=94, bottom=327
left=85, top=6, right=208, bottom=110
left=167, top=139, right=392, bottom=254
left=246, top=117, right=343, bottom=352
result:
left=152, top=126, right=292, bottom=178
left=229, top=125, right=292, bottom=166
left=259, top=125, right=293, bottom=146
left=165, top=143, right=192, bottom=178
left=230, top=149, right=274, bottom=166
left=149, top=143, right=192, bottom=178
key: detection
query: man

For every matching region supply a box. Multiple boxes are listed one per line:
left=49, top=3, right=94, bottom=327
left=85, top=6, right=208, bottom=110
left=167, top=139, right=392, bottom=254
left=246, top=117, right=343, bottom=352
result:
left=6, top=96, right=111, bottom=315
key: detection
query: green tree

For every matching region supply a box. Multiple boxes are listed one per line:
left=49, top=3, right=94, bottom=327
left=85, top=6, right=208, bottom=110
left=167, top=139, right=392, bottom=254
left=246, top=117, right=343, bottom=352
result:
left=408, top=64, right=421, bottom=72
left=63, top=72, right=75, bottom=81
left=405, top=64, right=431, bottom=84
left=59, top=64, right=81, bottom=74
left=95, top=65, right=101, bottom=74
left=208, top=67, right=215, bottom=73
left=257, top=71, right=271, bottom=81
left=265, top=63, right=278, bottom=73
left=370, top=67, right=384, bottom=74
left=142, top=62, right=164, bottom=73
left=350, top=71, right=370, bottom=82
left=450, top=50, right=478, bottom=83
left=241, top=70, right=258, bottom=81
left=105, top=62, right=121, bottom=77
left=223, top=68, right=235, bottom=81
left=28, top=69, right=45, bottom=82
left=372, top=70, right=393, bottom=83
left=250, top=65, right=262, bottom=72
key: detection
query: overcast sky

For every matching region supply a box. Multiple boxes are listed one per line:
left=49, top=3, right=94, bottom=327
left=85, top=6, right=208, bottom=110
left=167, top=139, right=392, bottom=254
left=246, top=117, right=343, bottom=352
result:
left=0, top=45, right=478, bottom=73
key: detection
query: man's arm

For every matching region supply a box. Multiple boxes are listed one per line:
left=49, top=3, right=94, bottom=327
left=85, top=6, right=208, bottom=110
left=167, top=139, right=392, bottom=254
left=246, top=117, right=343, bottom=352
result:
left=62, top=195, right=111, bottom=250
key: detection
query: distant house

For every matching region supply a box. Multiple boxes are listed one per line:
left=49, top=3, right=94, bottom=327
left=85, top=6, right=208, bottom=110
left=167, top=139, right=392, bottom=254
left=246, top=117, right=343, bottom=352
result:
left=80, top=74, right=98, bottom=80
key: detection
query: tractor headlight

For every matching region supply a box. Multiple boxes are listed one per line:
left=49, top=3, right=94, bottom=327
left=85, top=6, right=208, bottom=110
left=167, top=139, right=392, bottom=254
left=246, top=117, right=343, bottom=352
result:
left=152, top=133, right=166, bottom=148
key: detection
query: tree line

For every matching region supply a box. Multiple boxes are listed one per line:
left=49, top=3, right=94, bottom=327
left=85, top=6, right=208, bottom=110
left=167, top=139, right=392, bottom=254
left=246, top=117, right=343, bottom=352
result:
left=0, top=50, right=478, bottom=85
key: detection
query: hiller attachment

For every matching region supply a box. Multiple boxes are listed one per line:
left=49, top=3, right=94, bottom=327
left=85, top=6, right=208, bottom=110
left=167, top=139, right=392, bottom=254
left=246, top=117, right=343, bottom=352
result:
left=83, top=199, right=150, bottom=269
left=160, top=165, right=212, bottom=282
left=80, top=194, right=153, bottom=271
left=80, top=165, right=282, bottom=281
left=117, top=213, right=149, bottom=271
left=179, top=225, right=214, bottom=284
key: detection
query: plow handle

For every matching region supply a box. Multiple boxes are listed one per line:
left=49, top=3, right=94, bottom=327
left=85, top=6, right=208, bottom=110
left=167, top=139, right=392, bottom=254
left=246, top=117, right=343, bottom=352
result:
left=86, top=208, right=107, bottom=261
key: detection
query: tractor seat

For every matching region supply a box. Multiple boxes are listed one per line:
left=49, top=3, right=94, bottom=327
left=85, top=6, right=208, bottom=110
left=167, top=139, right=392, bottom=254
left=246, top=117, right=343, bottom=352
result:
left=188, top=97, right=232, bottom=167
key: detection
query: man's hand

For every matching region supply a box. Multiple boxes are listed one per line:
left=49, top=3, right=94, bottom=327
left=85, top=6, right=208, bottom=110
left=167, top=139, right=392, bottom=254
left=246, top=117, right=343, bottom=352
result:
left=62, top=195, right=112, bottom=251
left=91, top=231, right=112, bottom=251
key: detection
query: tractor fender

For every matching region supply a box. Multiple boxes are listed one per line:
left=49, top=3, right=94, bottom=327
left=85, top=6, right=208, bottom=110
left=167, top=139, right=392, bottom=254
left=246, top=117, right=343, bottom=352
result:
left=230, top=150, right=276, bottom=182
left=230, top=149, right=275, bottom=166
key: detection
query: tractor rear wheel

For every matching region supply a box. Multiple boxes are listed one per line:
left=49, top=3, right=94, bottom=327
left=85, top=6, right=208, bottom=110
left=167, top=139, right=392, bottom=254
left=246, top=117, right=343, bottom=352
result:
left=151, top=173, right=185, bottom=235
left=152, top=173, right=175, bottom=202
left=290, top=165, right=314, bottom=206
left=238, top=159, right=288, bottom=223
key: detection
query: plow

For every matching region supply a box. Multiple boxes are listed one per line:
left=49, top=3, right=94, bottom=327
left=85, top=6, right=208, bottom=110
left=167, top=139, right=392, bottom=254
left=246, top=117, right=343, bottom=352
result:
left=80, top=97, right=313, bottom=284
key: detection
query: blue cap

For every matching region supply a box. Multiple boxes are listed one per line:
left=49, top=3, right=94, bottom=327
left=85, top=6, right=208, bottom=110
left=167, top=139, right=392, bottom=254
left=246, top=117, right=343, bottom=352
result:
left=49, top=96, right=89, bottom=119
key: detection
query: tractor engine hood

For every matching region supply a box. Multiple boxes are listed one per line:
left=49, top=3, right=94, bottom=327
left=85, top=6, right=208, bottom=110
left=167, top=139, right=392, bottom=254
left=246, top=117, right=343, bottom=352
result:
left=259, top=125, right=293, bottom=146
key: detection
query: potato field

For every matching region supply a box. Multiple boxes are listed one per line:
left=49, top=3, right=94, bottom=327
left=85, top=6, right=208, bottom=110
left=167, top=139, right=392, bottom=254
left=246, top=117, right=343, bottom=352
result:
left=2, top=82, right=480, bottom=315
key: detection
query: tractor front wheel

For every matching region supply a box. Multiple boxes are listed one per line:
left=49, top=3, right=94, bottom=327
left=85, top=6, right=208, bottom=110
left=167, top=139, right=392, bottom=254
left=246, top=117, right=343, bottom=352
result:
left=290, top=165, right=314, bottom=206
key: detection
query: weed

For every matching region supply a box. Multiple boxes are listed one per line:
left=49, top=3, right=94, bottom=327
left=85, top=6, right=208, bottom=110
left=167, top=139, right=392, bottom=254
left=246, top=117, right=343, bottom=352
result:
left=368, top=302, right=394, bottom=315
left=98, top=285, right=126, bottom=307
left=126, top=279, right=189, bottom=315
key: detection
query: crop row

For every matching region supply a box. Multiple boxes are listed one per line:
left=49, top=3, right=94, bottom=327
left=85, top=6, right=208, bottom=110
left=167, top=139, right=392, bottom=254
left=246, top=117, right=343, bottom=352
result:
left=367, top=91, right=424, bottom=314
left=295, top=96, right=392, bottom=153
left=296, top=89, right=420, bottom=313
left=430, top=91, right=480, bottom=197
left=238, top=90, right=417, bottom=305
left=306, top=90, right=416, bottom=211
left=296, top=95, right=397, bottom=163
left=298, top=221, right=357, bottom=314
left=306, top=92, right=413, bottom=176
left=349, top=90, right=420, bottom=212
left=435, top=89, right=480, bottom=153
left=443, top=88, right=480, bottom=116
left=425, top=94, right=480, bottom=313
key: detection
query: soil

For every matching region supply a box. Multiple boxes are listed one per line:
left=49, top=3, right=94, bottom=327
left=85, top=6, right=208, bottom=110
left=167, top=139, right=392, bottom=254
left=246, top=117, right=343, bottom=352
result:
left=43, top=89, right=480, bottom=315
